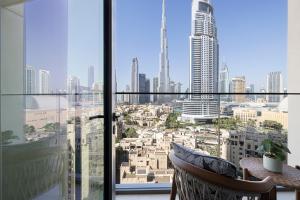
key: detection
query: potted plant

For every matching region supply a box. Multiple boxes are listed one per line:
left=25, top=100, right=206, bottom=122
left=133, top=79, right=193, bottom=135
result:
left=257, top=139, right=291, bottom=173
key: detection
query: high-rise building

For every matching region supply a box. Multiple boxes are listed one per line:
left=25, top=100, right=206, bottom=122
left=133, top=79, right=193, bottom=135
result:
left=145, top=79, right=150, bottom=103
left=67, top=76, right=81, bottom=103
left=124, top=85, right=130, bottom=104
left=219, top=63, right=229, bottom=101
left=267, top=71, right=283, bottom=102
left=88, top=66, right=95, bottom=89
left=175, top=82, right=182, bottom=99
left=39, top=69, right=50, bottom=94
left=182, top=0, right=219, bottom=121
left=153, top=77, right=159, bottom=103
left=139, top=74, right=150, bottom=104
left=25, top=66, right=36, bottom=94
left=131, top=58, right=139, bottom=104
left=158, top=0, right=171, bottom=103
left=231, top=76, right=246, bottom=103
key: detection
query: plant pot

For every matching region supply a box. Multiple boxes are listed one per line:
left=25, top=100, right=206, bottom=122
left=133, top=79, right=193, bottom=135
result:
left=263, top=155, right=283, bottom=173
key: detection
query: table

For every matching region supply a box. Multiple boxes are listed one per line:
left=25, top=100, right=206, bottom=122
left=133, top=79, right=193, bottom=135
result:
left=240, top=157, right=300, bottom=200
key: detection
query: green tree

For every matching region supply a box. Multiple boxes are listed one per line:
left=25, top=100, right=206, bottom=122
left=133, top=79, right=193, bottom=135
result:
left=262, top=120, right=283, bottom=131
left=165, top=113, right=180, bottom=129
left=1, top=130, right=18, bottom=145
left=43, top=122, right=60, bottom=132
left=24, top=124, right=35, bottom=133
left=125, top=127, right=138, bottom=138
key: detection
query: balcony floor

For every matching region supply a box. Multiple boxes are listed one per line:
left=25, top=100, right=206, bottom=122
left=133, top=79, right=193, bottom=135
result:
left=116, top=191, right=294, bottom=200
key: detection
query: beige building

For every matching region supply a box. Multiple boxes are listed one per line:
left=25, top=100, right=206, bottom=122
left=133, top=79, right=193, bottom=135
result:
left=231, top=76, right=246, bottom=103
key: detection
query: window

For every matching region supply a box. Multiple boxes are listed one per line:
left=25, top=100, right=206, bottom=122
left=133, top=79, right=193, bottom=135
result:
left=114, top=0, right=289, bottom=187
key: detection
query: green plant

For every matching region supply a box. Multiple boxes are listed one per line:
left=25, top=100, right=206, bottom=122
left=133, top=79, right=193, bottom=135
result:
left=257, top=139, right=291, bottom=161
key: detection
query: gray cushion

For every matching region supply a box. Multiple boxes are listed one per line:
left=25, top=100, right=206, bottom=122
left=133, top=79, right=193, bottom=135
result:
left=171, top=142, right=238, bottom=179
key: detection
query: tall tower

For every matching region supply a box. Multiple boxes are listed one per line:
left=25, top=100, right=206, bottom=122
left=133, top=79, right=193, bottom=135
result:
left=219, top=63, right=229, bottom=101
left=182, top=0, right=219, bottom=122
left=267, top=71, right=283, bottom=102
left=158, top=0, right=170, bottom=102
left=39, top=69, right=50, bottom=94
left=25, top=65, right=36, bottom=94
left=131, top=58, right=139, bottom=104
left=88, top=65, right=95, bottom=89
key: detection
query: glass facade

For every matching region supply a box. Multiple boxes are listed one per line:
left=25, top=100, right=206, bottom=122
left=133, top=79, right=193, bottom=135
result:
left=0, top=0, right=104, bottom=199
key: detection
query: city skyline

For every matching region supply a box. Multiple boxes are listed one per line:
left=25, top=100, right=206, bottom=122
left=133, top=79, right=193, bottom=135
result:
left=116, top=0, right=287, bottom=92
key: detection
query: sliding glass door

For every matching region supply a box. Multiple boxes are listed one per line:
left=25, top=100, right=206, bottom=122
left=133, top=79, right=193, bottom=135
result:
left=0, top=0, right=109, bottom=199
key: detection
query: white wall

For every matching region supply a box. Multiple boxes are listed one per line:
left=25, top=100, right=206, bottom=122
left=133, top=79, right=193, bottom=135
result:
left=0, top=5, right=25, bottom=143
left=288, top=0, right=300, bottom=167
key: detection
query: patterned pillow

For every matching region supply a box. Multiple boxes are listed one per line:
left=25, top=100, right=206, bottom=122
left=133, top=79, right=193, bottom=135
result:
left=171, top=142, right=238, bottom=179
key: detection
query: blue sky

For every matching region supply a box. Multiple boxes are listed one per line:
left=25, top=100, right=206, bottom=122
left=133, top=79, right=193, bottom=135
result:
left=26, top=0, right=287, bottom=92
left=116, top=0, right=287, bottom=91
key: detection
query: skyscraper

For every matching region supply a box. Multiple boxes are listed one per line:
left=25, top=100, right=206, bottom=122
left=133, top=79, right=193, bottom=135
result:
left=231, top=76, right=246, bottom=103
left=158, top=0, right=170, bottom=102
left=25, top=66, right=36, bottom=94
left=67, top=76, right=81, bottom=103
left=39, top=69, right=50, bottom=94
left=131, top=58, right=139, bottom=104
left=182, top=0, right=219, bottom=121
left=153, top=77, right=159, bottom=103
left=139, top=74, right=150, bottom=104
left=88, top=65, right=95, bottom=89
left=124, top=85, right=130, bottom=103
left=219, top=63, right=229, bottom=101
left=267, top=71, right=283, bottom=102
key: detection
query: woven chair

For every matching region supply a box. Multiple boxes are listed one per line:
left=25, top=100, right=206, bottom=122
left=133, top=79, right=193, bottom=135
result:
left=169, top=150, right=275, bottom=200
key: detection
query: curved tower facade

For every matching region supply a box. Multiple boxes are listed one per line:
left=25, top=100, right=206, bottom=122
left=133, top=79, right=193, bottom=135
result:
left=183, top=0, right=219, bottom=121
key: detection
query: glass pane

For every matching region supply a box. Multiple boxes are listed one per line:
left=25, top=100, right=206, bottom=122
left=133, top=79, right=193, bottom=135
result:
left=115, top=0, right=287, bottom=94
left=1, top=0, right=104, bottom=199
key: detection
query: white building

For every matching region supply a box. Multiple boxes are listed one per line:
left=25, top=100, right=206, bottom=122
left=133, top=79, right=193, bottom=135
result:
left=219, top=63, right=229, bottom=101
left=25, top=65, right=36, bottom=94
left=267, top=71, right=283, bottom=102
left=38, top=69, right=50, bottom=94
left=183, top=0, right=219, bottom=121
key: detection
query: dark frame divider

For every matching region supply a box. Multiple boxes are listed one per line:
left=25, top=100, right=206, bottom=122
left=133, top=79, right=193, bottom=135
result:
left=104, top=0, right=114, bottom=199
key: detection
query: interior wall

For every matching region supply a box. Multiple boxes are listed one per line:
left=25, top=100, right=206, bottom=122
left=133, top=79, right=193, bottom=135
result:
left=288, top=0, right=300, bottom=167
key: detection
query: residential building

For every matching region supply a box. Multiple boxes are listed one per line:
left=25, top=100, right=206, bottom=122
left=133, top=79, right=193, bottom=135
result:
left=267, top=71, right=283, bottom=102
left=183, top=0, right=219, bottom=121
left=25, top=65, right=36, bottom=94
left=231, top=76, right=246, bottom=103
left=88, top=65, right=95, bottom=89
left=219, top=63, right=229, bottom=101
left=153, top=77, right=159, bottom=103
left=38, top=69, right=50, bottom=94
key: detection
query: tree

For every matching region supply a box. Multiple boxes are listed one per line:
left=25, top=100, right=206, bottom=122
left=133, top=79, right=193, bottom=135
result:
left=24, top=124, right=35, bottom=133
left=262, top=120, right=283, bottom=131
left=1, top=130, right=18, bottom=145
left=165, top=113, right=180, bottom=129
left=43, top=122, right=60, bottom=132
left=213, top=118, right=239, bottom=130
left=125, top=127, right=138, bottom=138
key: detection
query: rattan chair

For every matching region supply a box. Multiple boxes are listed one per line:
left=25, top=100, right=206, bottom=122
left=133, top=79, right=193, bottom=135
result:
left=169, top=150, right=275, bottom=200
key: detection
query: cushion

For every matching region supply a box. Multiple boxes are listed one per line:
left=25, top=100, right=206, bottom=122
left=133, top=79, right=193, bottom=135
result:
left=171, top=142, right=238, bottom=179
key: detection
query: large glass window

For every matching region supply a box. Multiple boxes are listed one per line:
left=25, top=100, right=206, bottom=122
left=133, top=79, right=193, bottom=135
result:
left=114, top=0, right=289, bottom=186
left=1, top=0, right=105, bottom=199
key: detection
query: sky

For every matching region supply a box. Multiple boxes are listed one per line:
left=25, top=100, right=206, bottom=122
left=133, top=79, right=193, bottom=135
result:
left=26, top=0, right=103, bottom=92
left=115, top=0, right=287, bottom=92
left=25, top=0, right=287, bottom=93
